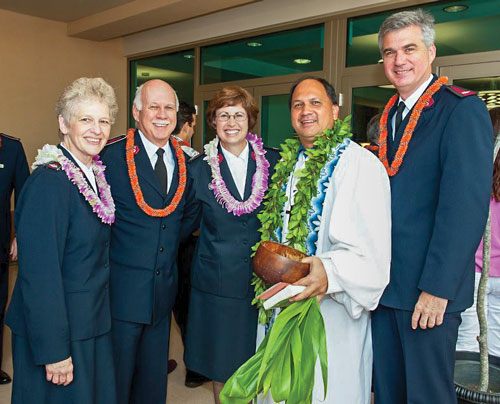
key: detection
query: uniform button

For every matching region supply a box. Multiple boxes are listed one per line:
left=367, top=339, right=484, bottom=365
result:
left=159, top=247, right=164, bottom=252
left=244, top=258, right=248, bottom=263
left=242, top=222, right=247, bottom=227
left=105, top=241, right=109, bottom=247
left=156, top=270, right=161, bottom=276
left=242, top=240, right=247, bottom=245
left=162, top=224, right=166, bottom=230
left=104, top=263, right=108, bottom=268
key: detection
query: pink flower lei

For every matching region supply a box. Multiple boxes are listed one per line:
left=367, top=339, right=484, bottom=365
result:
left=203, top=133, right=270, bottom=216
left=32, top=144, right=115, bottom=224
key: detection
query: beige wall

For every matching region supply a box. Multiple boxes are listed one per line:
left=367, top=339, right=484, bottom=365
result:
left=0, top=9, right=126, bottom=165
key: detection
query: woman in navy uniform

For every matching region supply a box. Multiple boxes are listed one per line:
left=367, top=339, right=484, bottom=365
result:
left=183, top=86, right=280, bottom=404
left=6, top=77, right=118, bottom=404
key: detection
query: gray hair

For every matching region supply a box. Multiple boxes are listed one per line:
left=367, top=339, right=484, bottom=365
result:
left=133, top=81, right=179, bottom=112
left=378, top=9, right=435, bottom=53
left=56, top=77, right=118, bottom=129
left=366, top=113, right=381, bottom=145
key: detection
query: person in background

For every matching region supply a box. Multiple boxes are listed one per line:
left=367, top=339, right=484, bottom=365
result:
left=182, top=86, right=280, bottom=404
left=457, top=107, right=500, bottom=356
left=6, top=77, right=118, bottom=403
left=172, top=101, right=199, bottom=159
left=364, top=113, right=381, bottom=156
left=0, top=132, right=29, bottom=385
left=371, top=10, right=493, bottom=404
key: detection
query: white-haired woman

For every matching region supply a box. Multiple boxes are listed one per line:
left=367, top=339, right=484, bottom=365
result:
left=6, top=77, right=118, bottom=403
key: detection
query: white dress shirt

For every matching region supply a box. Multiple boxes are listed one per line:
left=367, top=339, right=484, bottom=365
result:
left=220, top=141, right=249, bottom=199
left=139, top=131, right=175, bottom=192
left=60, top=143, right=97, bottom=192
left=392, top=74, right=433, bottom=139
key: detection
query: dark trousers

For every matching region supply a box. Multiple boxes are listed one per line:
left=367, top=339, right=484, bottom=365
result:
left=112, top=315, right=172, bottom=404
left=372, top=304, right=461, bottom=404
left=173, top=234, right=197, bottom=342
left=0, top=262, right=8, bottom=367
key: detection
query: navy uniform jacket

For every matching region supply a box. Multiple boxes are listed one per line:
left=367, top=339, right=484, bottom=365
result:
left=182, top=145, right=280, bottom=298
left=0, top=134, right=29, bottom=264
left=101, top=130, right=187, bottom=325
left=380, top=76, right=493, bottom=313
left=6, top=147, right=111, bottom=365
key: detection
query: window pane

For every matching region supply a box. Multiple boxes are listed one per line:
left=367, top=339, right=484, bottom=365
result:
left=261, top=94, right=294, bottom=149
left=454, top=77, right=500, bottom=110
left=201, top=25, right=324, bottom=85
left=351, top=86, right=395, bottom=143
left=347, top=0, right=500, bottom=67
left=129, top=49, right=195, bottom=127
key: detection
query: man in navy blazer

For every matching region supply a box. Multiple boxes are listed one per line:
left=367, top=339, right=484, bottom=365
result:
left=0, top=133, right=29, bottom=384
left=102, top=79, right=188, bottom=404
left=371, top=9, right=493, bottom=404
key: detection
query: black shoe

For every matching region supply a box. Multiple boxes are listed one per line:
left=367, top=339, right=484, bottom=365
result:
left=167, top=359, right=178, bottom=374
left=185, top=369, right=210, bottom=388
left=0, top=370, right=11, bottom=384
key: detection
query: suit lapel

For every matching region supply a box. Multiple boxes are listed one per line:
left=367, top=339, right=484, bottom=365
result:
left=243, top=146, right=256, bottom=200
left=218, top=144, right=243, bottom=201
left=58, top=144, right=97, bottom=194
left=134, top=131, right=165, bottom=198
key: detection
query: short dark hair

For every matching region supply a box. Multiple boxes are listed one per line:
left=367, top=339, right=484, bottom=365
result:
left=366, top=113, right=381, bottom=144
left=288, top=76, right=338, bottom=109
left=173, top=101, right=196, bottom=134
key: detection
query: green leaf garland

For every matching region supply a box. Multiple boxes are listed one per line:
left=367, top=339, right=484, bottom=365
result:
left=251, top=117, right=352, bottom=324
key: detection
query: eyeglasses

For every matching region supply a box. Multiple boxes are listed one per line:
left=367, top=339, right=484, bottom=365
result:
left=216, top=112, right=247, bottom=122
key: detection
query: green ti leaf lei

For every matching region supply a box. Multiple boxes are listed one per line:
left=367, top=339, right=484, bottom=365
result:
left=251, top=116, right=352, bottom=324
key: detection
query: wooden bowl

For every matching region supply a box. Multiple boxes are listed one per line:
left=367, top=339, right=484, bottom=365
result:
left=253, top=241, right=310, bottom=285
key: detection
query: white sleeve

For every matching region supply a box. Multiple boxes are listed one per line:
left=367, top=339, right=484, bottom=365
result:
left=317, top=145, right=391, bottom=319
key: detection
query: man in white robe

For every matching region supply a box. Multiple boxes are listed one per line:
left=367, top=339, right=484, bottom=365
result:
left=257, top=77, right=391, bottom=404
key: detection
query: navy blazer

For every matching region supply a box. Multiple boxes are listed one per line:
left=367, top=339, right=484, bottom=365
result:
left=0, top=134, right=29, bottom=263
left=6, top=147, right=111, bottom=365
left=183, top=145, right=280, bottom=299
left=101, top=130, right=187, bottom=325
left=381, top=76, right=493, bottom=312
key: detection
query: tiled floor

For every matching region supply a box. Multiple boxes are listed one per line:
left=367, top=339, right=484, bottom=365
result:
left=0, top=265, right=213, bottom=404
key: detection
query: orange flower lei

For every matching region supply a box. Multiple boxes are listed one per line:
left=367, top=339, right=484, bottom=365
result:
left=125, top=128, right=186, bottom=217
left=379, top=76, right=448, bottom=176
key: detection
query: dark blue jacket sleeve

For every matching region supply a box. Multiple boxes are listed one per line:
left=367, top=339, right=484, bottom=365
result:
left=16, top=168, right=71, bottom=365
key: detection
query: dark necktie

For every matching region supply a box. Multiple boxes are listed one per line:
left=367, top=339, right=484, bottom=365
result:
left=395, top=101, right=406, bottom=134
left=154, top=148, right=168, bottom=194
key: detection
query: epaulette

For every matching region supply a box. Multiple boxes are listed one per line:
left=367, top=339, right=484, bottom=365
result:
left=189, top=152, right=205, bottom=163
left=46, top=162, right=61, bottom=170
left=445, top=85, right=476, bottom=98
left=264, top=146, right=281, bottom=152
left=0, top=133, right=21, bottom=141
left=105, top=134, right=126, bottom=146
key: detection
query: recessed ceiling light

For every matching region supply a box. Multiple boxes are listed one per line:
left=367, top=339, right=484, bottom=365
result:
left=294, top=58, right=311, bottom=64
left=247, top=42, right=262, bottom=47
left=184, top=54, right=195, bottom=59
left=443, top=4, right=468, bottom=13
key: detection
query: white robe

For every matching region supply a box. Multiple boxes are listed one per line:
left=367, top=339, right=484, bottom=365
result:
left=256, top=141, right=391, bottom=404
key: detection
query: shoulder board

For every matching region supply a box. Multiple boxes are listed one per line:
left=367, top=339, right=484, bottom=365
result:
left=264, top=146, right=281, bottom=152
left=106, top=134, right=126, bottom=146
left=189, top=152, right=205, bottom=163
left=445, top=85, right=477, bottom=98
left=0, top=133, right=21, bottom=141
left=46, top=162, right=61, bottom=170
